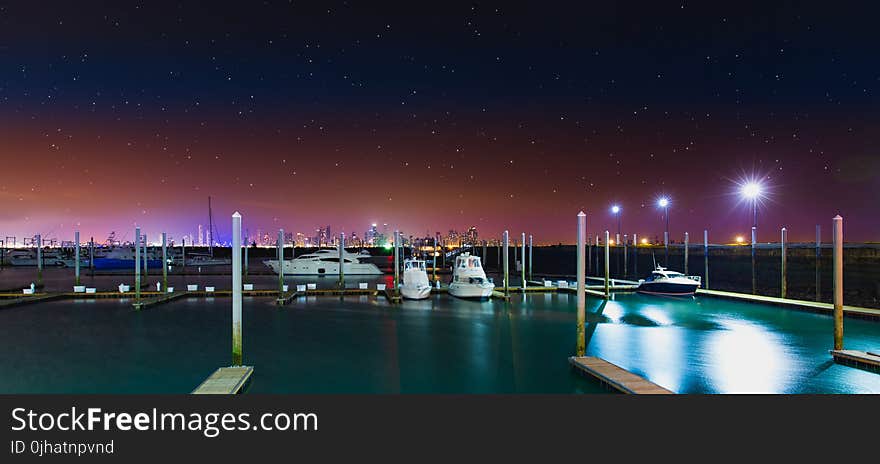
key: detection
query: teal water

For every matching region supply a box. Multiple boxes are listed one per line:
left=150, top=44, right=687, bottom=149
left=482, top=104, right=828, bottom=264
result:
left=0, top=292, right=878, bottom=393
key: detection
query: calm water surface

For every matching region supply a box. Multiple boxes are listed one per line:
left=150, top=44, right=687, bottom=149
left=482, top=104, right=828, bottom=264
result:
left=0, top=284, right=878, bottom=393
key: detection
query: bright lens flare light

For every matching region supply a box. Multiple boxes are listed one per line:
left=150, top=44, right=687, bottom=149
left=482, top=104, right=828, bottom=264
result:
left=657, top=197, right=669, bottom=208
left=736, top=236, right=745, bottom=244
left=611, top=205, right=620, bottom=214
left=741, top=182, right=762, bottom=200
left=640, top=238, right=648, bottom=245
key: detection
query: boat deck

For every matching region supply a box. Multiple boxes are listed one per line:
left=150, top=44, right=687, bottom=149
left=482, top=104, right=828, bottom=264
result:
left=192, top=366, right=254, bottom=394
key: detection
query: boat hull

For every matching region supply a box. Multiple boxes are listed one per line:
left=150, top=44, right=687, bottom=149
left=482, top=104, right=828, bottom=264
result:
left=93, top=258, right=164, bottom=270
left=264, top=259, right=383, bottom=276
left=636, top=282, right=699, bottom=296
left=400, top=285, right=432, bottom=300
left=448, top=283, right=494, bottom=300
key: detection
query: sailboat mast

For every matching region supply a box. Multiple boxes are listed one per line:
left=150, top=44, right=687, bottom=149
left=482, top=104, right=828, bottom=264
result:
left=208, top=196, right=214, bottom=255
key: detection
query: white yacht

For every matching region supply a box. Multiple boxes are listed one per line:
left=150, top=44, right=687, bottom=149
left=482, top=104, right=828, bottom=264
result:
left=448, top=252, right=494, bottom=300
left=637, top=265, right=701, bottom=296
left=400, top=259, right=431, bottom=299
left=4, top=249, right=66, bottom=267
left=185, top=254, right=231, bottom=266
left=263, top=249, right=382, bottom=275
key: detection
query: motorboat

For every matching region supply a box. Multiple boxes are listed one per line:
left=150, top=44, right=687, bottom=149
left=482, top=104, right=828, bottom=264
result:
left=185, top=253, right=231, bottom=266
left=3, top=249, right=66, bottom=267
left=91, top=246, right=164, bottom=270
left=263, top=248, right=382, bottom=275
left=637, top=265, right=701, bottom=296
left=448, top=252, right=494, bottom=299
left=400, top=259, right=431, bottom=299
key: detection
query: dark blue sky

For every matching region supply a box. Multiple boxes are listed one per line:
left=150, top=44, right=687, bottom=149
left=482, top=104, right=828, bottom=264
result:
left=1, top=1, right=878, bottom=243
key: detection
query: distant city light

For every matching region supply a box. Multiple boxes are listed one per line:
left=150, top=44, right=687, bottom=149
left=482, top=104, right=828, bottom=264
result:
left=611, top=205, right=620, bottom=214
left=383, top=243, right=392, bottom=250
left=658, top=197, right=669, bottom=208
left=640, top=238, right=648, bottom=245
left=736, top=236, right=745, bottom=244
left=608, top=239, right=615, bottom=246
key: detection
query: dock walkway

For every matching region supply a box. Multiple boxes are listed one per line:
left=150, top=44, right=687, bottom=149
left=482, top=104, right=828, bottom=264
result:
left=697, top=289, right=880, bottom=320
left=569, top=356, right=673, bottom=394
left=132, top=291, right=193, bottom=310
left=830, top=350, right=880, bottom=372
left=192, top=366, right=254, bottom=394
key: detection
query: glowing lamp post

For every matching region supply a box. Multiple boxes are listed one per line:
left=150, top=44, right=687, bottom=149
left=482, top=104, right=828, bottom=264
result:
left=658, top=197, right=670, bottom=266
left=741, top=181, right=762, bottom=294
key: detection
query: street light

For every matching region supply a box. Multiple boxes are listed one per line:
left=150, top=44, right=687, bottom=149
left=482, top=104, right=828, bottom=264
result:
left=740, top=180, right=763, bottom=294
left=657, top=197, right=670, bottom=265
left=611, top=205, right=621, bottom=244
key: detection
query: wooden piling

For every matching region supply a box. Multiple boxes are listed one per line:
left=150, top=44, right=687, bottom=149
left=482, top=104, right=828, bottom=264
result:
left=134, top=227, right=141, bottom=306
left=74, top=231, right=80, bottom=286
left=703, top=229, right=708, bottom=290
left=432, top=237, right=437, bottom=282
left=521, top=232, right=526, bottom=291
left=683, top=231, right=689, bottom=275
left=232, top=212, right=243, bottom=366
left=162, top=232, right=168, bottom=292
left=394, top=230, right=400, bottom=289
left=632, top=233, right=637, bottom=278
left=576, top=212, right=586, bottom=357
left=528, top=234, right=533, bottom=281
left=503, top=230, right=509, bottom=297
left=277, top=229, right=284, bottom=295
left=833, top=215, right=843, bottom=351
left=781, top=227, right=787, bottom=299
left=36, top=234, right=42, bottom=286
left=604, top=230, right=610, bottom=297
left=751, top=226, right=757, bottom=294
left=815, top=225, right=821, bottom=302
left=338, top=232, right=345, bottom=289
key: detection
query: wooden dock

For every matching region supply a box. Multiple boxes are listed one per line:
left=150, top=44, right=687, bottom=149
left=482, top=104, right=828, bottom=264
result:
left=569, top=356, right=674, bottom=394
left=132, top=291, right=193, bottom=310
left=697, top=289, right=880, bottom=320
left=383, top=288, right=402, bottom=303
left=0, top=293, right=66, bottom=309
left=192, top=366, right=254, bottom=394
left=830, top=350, right=880, bottom=372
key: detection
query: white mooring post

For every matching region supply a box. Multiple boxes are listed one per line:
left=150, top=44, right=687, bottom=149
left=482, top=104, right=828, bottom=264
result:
left=751, top=226, right=757, bottom=294
left=394, top=230, right=400, bottom=290
left=339, top=232, right=345, bottom=289
left=781, top=227, right=787, bottom=299
left=75, top=231, right=81, bottom=286
left=521, top=232, right=527, bottom=291
left=815, top=225, right=821, bottom=302
left=134, top=227, right=141, bottom=306
left=36, top=234, right=42, bottom=286
left=528, top=234, right=533, bottom=282
left=277, top=229, right=284, bottom=295
left=576, top=212, right=586, bottom=357
left=232, top=212, right=243, bottom=366
left=703, top=229, right=709, bottom=290
left=684, top=232, right=689, bottom=275
left=162, top=232, right=168, bottom=292
left=832, top=215, right=843, bottom=351
left=633, top=233, right=638, bottom=278
left=503, top=230, right=509, bottom=297
left=604, top=230, right=610, bottom=297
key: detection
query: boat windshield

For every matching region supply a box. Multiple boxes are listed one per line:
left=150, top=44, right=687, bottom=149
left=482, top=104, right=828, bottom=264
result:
left=666, top=272, right=684, bottom=278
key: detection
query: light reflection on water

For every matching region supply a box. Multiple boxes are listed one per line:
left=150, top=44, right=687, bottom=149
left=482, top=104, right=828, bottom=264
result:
left=0, top=288, right=878, bottom=393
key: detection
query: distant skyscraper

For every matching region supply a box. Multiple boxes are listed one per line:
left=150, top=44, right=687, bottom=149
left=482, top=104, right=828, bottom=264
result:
left=197, top=225, right=203, bottom=246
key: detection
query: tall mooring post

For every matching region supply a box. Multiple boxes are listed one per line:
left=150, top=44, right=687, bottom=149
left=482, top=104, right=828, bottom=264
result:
left=528, top=234, right=533, bottom=282
left=338, top=232, right=345, bottom=289
left=181, top=237, right=186, bottom=275
left=232, top=212, right=243, bottom=366
left=604, top=231, right=610, bottom=297
left=683, top=232, right=689, bottom=275
left=35, top=234, right=42, bottom=286
left=503, top=230, right=509, bottom=296
left=623, top=234, right=627, bottom=278
left=142, top=233, right=148, bottom=279
left=703, top=229, right=709, bottom=289
left=815, top=225, right=821, bottom=302
left=432, top=237, right=438, bottom=282
left=482, top=241, right=487, bottom=267
left=751, top=226, right=757, bottom=294
left=161, top=232, right=168, bottom=292
left=88, top=237, right=94, bottom=273
left=521, top=232, right=527, bottom=291
left=277, top=229, right=284, bottom=295
left=780, top=227, right=787, bottom=299
left=134, top=227, right=141, bottom=306
left=576, top=212, right=586, bottom=357
left=664, top=230, right=669, bottom=267
left=243, top=242, right=248, bottom=279
left=74, top=231, right=81, bottom=286
left=832, top=215, right=843, bottom=350
left=633, top=233, right=638, bottom=278
left=394, top=230, right=400, bottom=289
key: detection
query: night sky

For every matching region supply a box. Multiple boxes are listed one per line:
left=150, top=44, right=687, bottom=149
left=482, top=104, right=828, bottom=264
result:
left=1, top=1, right=878, bottom=244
